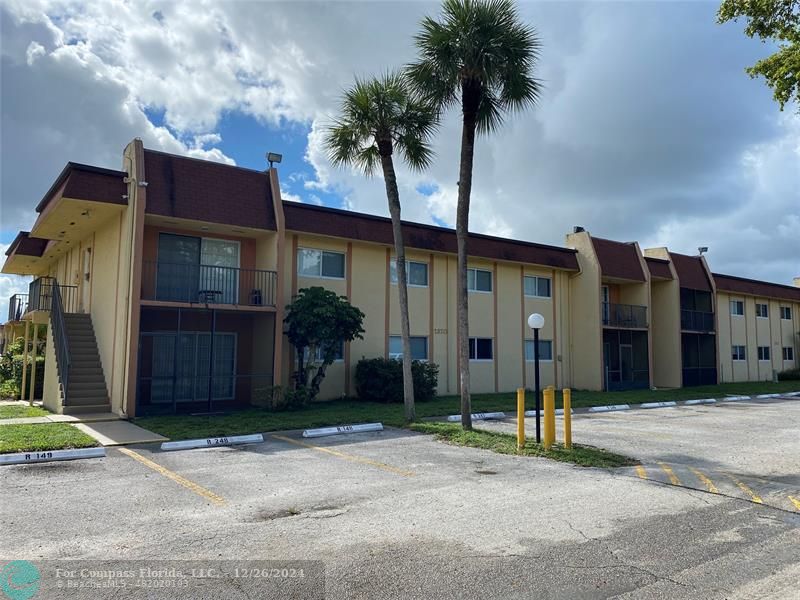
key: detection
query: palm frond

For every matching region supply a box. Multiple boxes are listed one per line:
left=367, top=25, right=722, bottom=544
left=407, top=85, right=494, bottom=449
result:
left=325, top=71, right=440, bottom=176
left=408, top=0, right=542, bottom=132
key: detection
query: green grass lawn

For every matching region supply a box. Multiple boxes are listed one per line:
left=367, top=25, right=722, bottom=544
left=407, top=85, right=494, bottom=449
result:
left=409, top=422, right=637, bottom=468
left=135, top=380, right=799, bottom=441
left=0, top=404, right=50, bottom=419
left=0, top=423, right=98, bottom=454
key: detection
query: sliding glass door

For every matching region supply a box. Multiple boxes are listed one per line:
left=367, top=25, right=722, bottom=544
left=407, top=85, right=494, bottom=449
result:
left=156, top=234, right=240, bottom=304
left=148, top=332, right=237, bottom=404
left=156, top=234, right=201, bottom=302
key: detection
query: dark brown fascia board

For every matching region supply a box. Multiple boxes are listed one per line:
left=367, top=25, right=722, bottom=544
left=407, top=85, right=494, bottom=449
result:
left=282, top=200, right=578, bottom=258
left=5, top=231, right=28, bottom=256
left=35, top=162, right=129, bottom=213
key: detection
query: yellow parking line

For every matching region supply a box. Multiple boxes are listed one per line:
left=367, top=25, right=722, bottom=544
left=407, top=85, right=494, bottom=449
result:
left=635, top=465, right=648, bottom=480
left=789, top=496, right=800, bottom=511
left=724, top=473, right=763, bottom=504
left=658, top=462, right=681, bottom=486
left=118, top=447, right=226, bottom=506
left=688, top=467, right=719, bottom=494
left=272, top=435, right=415, bottom=478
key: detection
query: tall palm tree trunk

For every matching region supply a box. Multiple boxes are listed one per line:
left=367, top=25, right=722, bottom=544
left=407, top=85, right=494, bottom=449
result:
left=380, top=152, right=416, bottom=422
left=457, top=84, right=480, bottom=430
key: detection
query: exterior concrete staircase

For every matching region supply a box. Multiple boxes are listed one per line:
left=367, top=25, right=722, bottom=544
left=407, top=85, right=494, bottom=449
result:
left=59, top=314, right=110, bottom=415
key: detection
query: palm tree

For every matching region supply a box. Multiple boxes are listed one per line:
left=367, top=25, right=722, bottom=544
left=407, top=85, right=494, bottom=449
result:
left=325, top=72, right=438, bottom=422
left=408, top=0, right=541, bottom=430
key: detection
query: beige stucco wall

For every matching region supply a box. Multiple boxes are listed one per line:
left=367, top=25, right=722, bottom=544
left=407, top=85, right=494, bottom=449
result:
left=717, top=291, right=800, bottom=382
left=279, top=231, right=575, bottom=399
left=41, top=323, right=61, bottom=413
left=565, top=231, right=602, bottom=390
left=643, top=248, right=681, bottom=387
left=650, top=279, right=682, bottom=388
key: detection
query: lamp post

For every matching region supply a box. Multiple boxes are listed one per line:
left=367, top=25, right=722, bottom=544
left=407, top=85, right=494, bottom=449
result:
left=527, top=313, right=545, bottom=443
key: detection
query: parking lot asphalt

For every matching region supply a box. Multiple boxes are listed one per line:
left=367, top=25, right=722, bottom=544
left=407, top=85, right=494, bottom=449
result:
left=1, top=399, right=799, bottom=599
left=479, top=395, right=800, bottom=513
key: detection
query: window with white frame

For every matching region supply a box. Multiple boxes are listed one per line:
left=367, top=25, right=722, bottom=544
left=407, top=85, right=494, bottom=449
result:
left=468, top=337, right=493, bottom=360
left=755, top=303, right=768, bottom=318
left=390, top=260, right=429, bottom=287
left=757, top=346, right=770, bottom=361
left=730, top=300, right=744, bottom=316
left=525, top=339, right=553, bottom=361
left=732, top=345, right=746, bottom=361
left=783, top=346, right=795, bottom=361
left=388, top=336, right=428, bottom=360
left=297, top=248, right=346, bottom=279
left=780, top=306, right=792, bottom=320
left=467, top=268, right=493, bottom=293
left=524, top=276, right=552, bottom=298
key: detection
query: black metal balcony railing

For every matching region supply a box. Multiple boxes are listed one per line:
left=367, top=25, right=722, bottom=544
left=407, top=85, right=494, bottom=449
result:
left=51, top=280, right=72, bottom=404
left=8, top=293, right=28, bottom=321
left=28, top=277, right=78, bottom=313
left=681, top=309, right=715, bottom=332
left=141, top=261, right=277, bottom=307
left=602, top=302, right=648, bottom=329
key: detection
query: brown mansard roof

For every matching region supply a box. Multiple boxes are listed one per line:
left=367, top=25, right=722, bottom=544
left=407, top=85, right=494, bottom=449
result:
left=592, top=237, right=646, bottom=281
left=283, top=202, right=580, bottom=270
left=645, top=256, right=673, bottom=280
left=35, top=163, right=128, bottom=214
left=670, top=252, right=713, bottom=292
left=713, top=273, right=800, bottom=303
left=143, top=149, right=277, bottom=231
left=4, top=232, right=48, bottom=257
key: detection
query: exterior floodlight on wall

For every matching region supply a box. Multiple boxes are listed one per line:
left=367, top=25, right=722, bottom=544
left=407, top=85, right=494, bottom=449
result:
left=266, top=152, right=283, bottom=168
left=698, top=247, right=708, bottom=256
left=528, top=313, right=545, bottom=443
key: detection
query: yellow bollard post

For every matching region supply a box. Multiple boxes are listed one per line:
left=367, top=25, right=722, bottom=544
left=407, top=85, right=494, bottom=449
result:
left=516, top=388, right=525, bottom=450
left=543, top=387, right=555, bottom=449
left=563, top=388, right=572, bottom=449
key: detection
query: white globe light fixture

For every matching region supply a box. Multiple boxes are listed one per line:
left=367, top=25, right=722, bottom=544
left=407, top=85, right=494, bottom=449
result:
left=528, top=313, right=545, bottom=330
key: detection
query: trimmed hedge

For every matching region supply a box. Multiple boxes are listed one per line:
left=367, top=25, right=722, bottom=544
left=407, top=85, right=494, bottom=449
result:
left=777, top=368, right=800, bottom=381
left=355, top=358, right=439, bottom=403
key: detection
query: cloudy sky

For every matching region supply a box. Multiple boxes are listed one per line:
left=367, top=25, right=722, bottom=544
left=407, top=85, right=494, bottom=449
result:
left=1, top=0, right=798, bottom=318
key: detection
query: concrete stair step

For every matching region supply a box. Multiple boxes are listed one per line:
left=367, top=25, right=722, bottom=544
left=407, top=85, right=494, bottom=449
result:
left=70, top=373, right=105, bottom=384
left=70, top=381, right=107, bottom=392
left=62, top=403, right=111, bottom=415
left=66, top=392, right=109, bottom=405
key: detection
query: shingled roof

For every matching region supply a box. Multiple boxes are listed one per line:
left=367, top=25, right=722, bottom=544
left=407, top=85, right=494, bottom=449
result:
left=713, top=273, right=800, bottom=303
left=592, top=237, right=646, bottom=281
left=143, top=149, right=277, bottom=231
left=670, top=252, right=713, bottom=291
left=645, top=256, right=673, bottom=280
left=282, top=202, right=580, bottom=270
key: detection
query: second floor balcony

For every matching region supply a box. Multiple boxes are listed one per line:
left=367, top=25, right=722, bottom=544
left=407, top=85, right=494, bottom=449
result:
left=602, top=302, right=648, bottom=329
left=681, top=309, right=715, bottom=332
left=8, top=293, right=28, bottom=321
left=141, top=261, right=277, bottom=308
left=27, top=277, right=78, bottom=314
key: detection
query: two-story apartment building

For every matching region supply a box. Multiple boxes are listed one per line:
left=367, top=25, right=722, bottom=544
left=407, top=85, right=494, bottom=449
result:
left=3, top=139, right=799, bottom=417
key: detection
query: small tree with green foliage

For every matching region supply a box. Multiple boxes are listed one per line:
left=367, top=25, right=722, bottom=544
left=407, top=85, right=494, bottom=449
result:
left=718, top=0, right=800, bottom=111
left=284, top=287, right=365, bottom=402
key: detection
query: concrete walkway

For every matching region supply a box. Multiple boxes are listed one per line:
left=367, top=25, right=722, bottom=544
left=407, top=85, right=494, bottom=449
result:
left=73, top=421, right=168, bottom=446
left=0, top=412, right=121, bottom=426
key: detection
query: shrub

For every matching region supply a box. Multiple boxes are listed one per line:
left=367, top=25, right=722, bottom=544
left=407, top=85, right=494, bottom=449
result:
left=777, top=368, right=800, bottom=381
left=355, top=358, right=439, bottom=403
